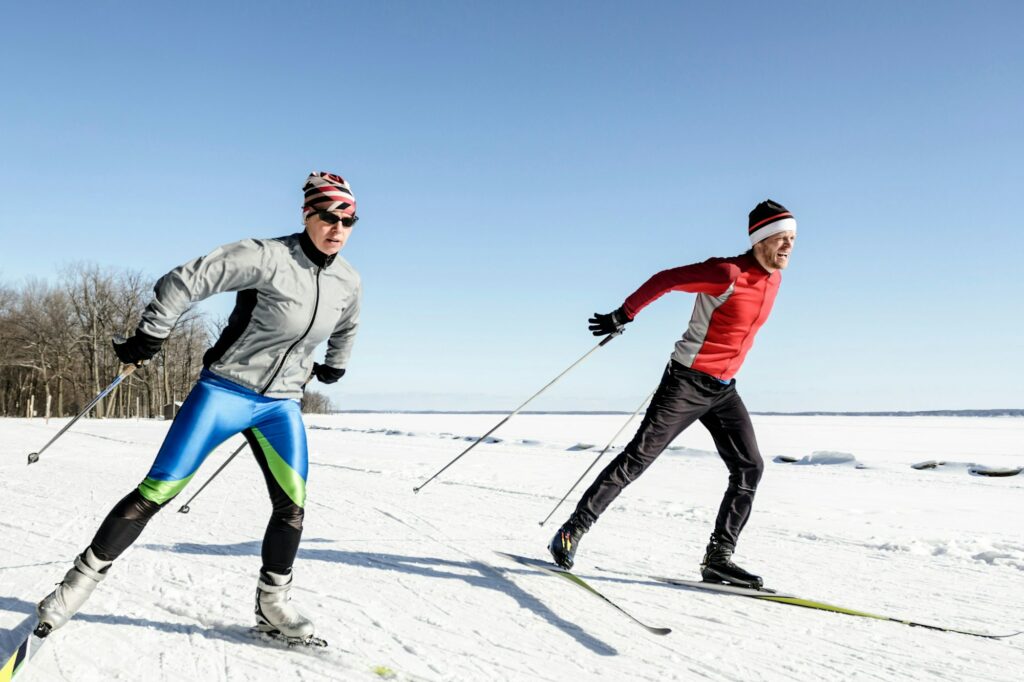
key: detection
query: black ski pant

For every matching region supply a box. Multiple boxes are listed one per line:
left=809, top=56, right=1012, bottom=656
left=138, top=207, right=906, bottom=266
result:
left=572, top=360, right=764, bottom=548
left=89, top=428, right=304, bottom=574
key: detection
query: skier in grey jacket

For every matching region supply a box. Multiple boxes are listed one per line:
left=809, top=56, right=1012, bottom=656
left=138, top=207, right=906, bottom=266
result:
left=37, top=172, right=361, bottom=643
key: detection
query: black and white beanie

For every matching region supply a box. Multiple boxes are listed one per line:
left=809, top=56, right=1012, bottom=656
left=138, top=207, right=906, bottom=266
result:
left=748, top=200, right=796, bottom=245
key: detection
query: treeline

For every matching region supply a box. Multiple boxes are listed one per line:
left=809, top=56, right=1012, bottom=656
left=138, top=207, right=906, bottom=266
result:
left=0, top=264, right=333, bottom=418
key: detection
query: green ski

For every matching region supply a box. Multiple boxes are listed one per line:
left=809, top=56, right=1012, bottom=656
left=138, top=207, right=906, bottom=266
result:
left=495, top=552, right=671, bottom=635
left=651, top=576, right=1022, bottom=640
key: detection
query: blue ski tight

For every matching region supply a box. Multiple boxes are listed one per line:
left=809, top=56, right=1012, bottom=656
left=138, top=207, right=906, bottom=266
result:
left=90, top=370, right=309, bottom=573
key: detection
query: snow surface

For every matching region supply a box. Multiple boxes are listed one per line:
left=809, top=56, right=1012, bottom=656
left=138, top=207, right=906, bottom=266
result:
left=1, top=414, right=1022, bottom=681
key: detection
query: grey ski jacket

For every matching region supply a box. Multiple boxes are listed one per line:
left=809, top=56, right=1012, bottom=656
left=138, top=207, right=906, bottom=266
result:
left=137, top=231, right=361, bottom=399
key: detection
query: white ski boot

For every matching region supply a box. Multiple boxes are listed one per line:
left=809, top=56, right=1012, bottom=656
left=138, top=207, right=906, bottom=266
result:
left=37, top=547, right=113, bottom=634
left=255, top=570, right=316, bottom=642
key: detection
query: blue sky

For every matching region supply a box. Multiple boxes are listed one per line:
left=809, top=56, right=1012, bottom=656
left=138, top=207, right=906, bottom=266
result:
left=1, top=2, right=1021, bottom=411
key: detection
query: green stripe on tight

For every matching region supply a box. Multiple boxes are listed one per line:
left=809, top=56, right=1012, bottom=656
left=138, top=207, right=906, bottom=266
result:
left=251, top=427, right=306, bottom=507
left=138, top=473, right=196, bottom=505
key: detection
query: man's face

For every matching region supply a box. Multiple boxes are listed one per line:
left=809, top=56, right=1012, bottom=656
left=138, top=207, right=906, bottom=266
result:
left=304, top=211, right=354, bottom=255
left=753, top=230, right=796, bottom=272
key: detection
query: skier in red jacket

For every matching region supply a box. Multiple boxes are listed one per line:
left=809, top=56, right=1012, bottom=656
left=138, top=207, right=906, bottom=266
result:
left=549, top=200, right=797, bottom=588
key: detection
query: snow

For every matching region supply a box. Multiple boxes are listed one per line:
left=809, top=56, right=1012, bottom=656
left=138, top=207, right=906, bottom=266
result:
left=1, top=414, right=1022, bottom=681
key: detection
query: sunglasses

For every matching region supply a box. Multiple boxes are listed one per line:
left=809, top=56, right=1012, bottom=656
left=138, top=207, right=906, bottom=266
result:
left=315, top=211, right=359, bottom=228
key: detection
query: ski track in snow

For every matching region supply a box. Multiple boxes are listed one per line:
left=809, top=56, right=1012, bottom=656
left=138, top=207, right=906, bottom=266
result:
left=1, top=414, right=1023, bottom=681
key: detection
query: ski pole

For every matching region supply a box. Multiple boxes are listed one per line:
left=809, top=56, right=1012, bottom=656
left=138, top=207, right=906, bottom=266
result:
left=27, top=364, right=139, bottom=465
left=537, top=386, right=656, bottom=526
left=177, top=440, right=248, bottom=513
left=413, top=331, right=623, bottom=494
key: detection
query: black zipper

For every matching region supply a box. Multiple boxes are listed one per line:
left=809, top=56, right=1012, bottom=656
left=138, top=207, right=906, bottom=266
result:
left=260, top=265, right=322, bottom=394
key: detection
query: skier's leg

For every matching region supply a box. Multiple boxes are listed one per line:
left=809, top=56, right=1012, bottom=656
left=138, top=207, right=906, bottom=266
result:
left=700, top=389, right=763, bottom=547
left=551, top=363, right=710, bottom=568
left=698, top=389, right=764, bottom=587
left=90, top=376, right=251, bottom=560
left=244, top=399, right=308, bottom=574
left=574, top=363, right=710, bottom=528
left=247, top=399, right=314, bottom=638
left=38, top=374, right=249, bottom=631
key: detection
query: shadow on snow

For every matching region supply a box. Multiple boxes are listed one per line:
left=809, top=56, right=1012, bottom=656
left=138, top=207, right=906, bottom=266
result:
left=139, top=539, right=619, bottom=655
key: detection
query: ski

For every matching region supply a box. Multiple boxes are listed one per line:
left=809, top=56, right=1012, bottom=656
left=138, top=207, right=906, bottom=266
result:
left=650, top=576, right=1023, bottom=640
left=0, top=616, right=49, bottom=682
left=494, top=551, right=671, bottom=635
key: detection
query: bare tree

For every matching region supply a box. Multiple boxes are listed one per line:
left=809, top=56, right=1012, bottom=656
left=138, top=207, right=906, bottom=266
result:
left=62, top=264, right=118, bottom=418
left=0, top=263, right=211, bottom=418
left=301, top=390, right=334, bottom=414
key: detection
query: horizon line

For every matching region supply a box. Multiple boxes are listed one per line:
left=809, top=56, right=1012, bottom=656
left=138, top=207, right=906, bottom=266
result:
left=328, top=408, right=1024, bottom=417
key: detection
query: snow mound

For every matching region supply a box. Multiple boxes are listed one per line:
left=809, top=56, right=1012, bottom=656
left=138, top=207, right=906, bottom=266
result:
left=910, top=460, right=1023, bottom=477
left=858, top=537, right=1024, bottom=571
left=460, top=435, right=502, bottom=444
left=774, top=450, right=863, bottom=467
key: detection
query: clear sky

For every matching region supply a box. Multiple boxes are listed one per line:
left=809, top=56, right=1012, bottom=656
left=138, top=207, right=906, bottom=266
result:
left=1, top=2, right=1021, bottom=412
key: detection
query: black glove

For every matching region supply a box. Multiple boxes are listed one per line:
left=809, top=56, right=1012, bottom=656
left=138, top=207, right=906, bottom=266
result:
left=312, top=362, right=346, bottom=384
left=112, top=330, right=164, bottom=365
left=588, top=307, right=632, bottom=336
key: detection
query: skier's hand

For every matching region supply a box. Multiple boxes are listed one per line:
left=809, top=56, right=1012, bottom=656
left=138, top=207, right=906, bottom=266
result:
left=588, top=307, right=632, bottom=336
left=112, top=330, right=164, bottom=365
left=312, top=362, right=346, bottom=384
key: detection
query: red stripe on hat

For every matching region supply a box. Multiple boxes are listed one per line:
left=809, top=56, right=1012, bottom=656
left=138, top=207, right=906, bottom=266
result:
left=748, top=212, right=793, bottom=234
left=317, top=187, right=353, bottom=198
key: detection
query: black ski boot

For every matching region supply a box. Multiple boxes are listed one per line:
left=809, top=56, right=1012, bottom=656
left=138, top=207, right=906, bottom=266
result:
left=549, top=515, right=587, bottom=570
left=700, top=534, right=763, bottom=589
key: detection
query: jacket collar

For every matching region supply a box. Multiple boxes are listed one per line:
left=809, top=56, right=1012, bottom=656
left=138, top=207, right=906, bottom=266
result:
left=299, top=230, right=336, bottom=269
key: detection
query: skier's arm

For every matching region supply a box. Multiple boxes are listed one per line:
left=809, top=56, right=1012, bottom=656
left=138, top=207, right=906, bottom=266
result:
left=136, top=239, right=268, bottom=340
left=323, top=283, right=361, bottom=373
left=621, top=259, right=739, bottom=319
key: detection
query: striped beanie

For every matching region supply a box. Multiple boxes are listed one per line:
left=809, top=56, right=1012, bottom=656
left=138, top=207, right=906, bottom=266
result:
left=302, top=172, right=356, bottom=218
left=748, top=200, right=796, bottom=245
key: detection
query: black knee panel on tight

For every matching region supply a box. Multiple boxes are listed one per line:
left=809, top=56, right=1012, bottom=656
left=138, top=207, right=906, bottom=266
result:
left=270, top=504, right=304, bottom=532
left=262, top=504, right=304, bottom=574
left=112, top=489, right=164, bottom=520
left=91, top=489, right=166, bottom=561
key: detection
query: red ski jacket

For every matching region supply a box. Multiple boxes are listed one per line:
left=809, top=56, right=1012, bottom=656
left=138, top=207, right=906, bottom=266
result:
left=621, top=253, right=780, bottom=381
